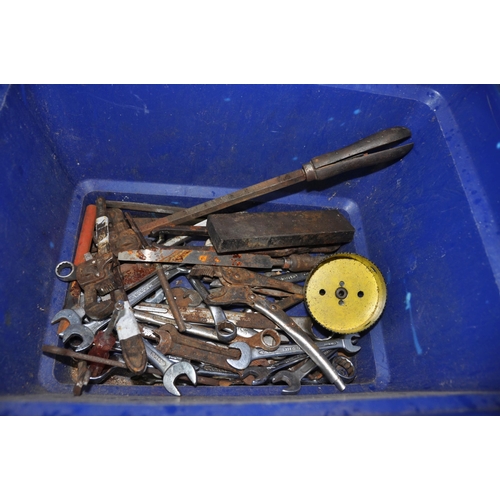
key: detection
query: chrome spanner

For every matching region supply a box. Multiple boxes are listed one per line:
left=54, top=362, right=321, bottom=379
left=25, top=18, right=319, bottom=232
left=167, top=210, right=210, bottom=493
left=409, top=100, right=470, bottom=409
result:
left=133, top=309, right=221, bottom=342
left=143, top=339, right=197, bottom=396
left=241, top=353, right=309, bottom=385
left=227, top=334, right=360, bottom=370
left=271, top=350, right=337, bottom=394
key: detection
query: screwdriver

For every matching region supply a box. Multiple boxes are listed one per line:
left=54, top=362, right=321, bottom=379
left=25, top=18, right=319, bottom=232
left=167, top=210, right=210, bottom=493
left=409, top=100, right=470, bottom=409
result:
left=138, top=126, right=413, bottom=234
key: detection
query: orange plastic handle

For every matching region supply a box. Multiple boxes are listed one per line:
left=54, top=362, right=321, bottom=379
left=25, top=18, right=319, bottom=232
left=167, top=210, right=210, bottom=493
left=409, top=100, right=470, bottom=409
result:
left=57, top=204, right=96, bottom=333
left=75, top=204, right=97, bottom=265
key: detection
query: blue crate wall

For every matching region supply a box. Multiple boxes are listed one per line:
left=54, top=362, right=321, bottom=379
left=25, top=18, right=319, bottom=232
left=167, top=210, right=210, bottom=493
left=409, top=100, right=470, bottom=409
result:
left=0, top=84, right=75, bottom=394
left=1, top=84, right=499, bottom=414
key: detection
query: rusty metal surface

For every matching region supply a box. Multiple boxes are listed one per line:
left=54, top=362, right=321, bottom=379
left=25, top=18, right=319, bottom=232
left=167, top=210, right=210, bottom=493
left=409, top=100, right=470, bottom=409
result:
left=76, top=253, right=122, bottom=320
left=150, top=224, right=209, bottom=238
left=136, top=127, right=412, bottom=235
left=207, top=210, right=354, bottom=254
left=275, top=294, right=304, bottom=311
left=233, top=328, right=281, bottom=351
left=153, top=325, right=242, bottom=373
left=121, top=263, right=157, bottom=290
left=73, top=361, right=90, bottom=396
left=58, top=205, right=97, bottom=334
left=73, top=199, right=124, bottom=320
left=124, top=212, right=151, bottom=249
left=134, top=302, right=280, bottom=330
left=171, top=287, right=203, bottom=308
left=281, top=254, right=328, bottom=273
left=87, top=329, right=117, bottom=377
left=43, top=128, right=416, bottom=392
left=118, top=247, right=284, bottom=269
left=252, top=245, right=341, bottom=257
left=156, top=264, right=187, bottom=332
left=211, top=266, right=303, bottom=296
left=115, top=335, right=147, bottom=375
left=43, top=344, right=131, bottom=369
left=43, top=344, right=163, bottom=377
left=190, top=266, right=306, bottom=311
left=108, top=208, right=142, bottom=253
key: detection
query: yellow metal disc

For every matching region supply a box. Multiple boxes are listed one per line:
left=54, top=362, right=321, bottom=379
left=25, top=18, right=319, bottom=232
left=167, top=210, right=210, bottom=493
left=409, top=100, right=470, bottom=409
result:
left=305, top=253, right=387, bottom=334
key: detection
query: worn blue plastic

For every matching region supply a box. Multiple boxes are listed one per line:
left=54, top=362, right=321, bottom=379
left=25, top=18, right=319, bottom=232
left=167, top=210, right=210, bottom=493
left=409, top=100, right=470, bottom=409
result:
left=1, top=84, right=499, bottom=415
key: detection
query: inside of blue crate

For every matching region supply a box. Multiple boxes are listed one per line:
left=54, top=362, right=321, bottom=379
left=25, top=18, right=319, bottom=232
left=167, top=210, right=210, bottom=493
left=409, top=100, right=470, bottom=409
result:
left=2, top=84, right=500, bottom=412
left=43, top=186, right=383, bottom=397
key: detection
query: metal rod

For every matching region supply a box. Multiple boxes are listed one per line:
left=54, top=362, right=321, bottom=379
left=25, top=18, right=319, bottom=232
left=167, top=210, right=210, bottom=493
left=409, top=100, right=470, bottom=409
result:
left=155, top=264, right=188, bottom=332
left=105, top=200, right=184, bottom=214
left=139, top=170, right=305, bottom=233
left=125, top=212, right=151, bottom=249
left=43, top=345, right=129, bottom=369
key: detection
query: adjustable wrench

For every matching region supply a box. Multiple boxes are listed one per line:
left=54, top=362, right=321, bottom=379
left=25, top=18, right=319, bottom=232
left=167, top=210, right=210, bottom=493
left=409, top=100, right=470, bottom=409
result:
left=226, top=334, right=360, bottom=369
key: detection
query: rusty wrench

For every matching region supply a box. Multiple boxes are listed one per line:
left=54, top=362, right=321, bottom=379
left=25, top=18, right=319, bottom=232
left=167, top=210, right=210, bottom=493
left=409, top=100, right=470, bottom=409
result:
left=143, top=339, right=197, bottom=396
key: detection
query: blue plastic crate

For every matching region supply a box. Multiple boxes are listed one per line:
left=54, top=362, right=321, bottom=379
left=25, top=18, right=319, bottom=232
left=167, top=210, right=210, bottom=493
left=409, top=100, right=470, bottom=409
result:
left=1, top=84, right=499, bottom=415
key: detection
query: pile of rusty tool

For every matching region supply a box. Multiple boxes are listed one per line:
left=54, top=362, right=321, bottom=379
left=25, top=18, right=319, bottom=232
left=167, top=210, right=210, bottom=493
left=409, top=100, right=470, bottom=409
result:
left=43, top=127, right=413, bottom=396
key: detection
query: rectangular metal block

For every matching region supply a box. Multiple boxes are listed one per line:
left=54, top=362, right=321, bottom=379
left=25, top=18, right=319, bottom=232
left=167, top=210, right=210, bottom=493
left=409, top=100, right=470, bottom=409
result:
left=207, top=210, right=355, bottom=253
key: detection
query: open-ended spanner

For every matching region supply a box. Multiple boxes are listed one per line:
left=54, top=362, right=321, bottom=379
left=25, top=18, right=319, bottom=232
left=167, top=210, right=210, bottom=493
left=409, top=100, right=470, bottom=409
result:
left=51, top=307, right=95, bottom=353
left=146, top=324, right=242, bottom=374
left=241, top=353, right=309, bottom=385
left=271, top=350, right=337, bottom=394
left=109, top=345, right=238, bottom=385
left=135, top=305, right=281, bottom=351
left=227, top=334, right=360, bottom=370
left=192, top=266, right=345, bottom=388
left=51, top=266, right=189, bottom=352
left=143, top=338, right=197, bottom=396
left=134, top=309, right=222, bottom=343
left=118, top=329, right=241, bottom=382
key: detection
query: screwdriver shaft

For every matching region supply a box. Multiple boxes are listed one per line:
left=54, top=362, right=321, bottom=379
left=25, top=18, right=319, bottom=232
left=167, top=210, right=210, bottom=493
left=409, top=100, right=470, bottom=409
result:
left=139, top=169, right=305, bottom=234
